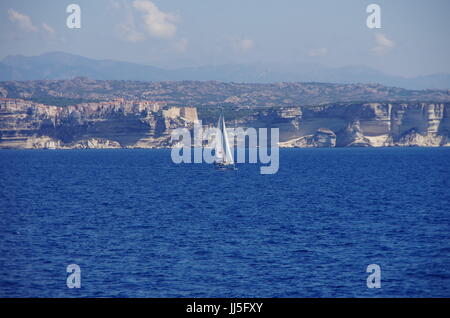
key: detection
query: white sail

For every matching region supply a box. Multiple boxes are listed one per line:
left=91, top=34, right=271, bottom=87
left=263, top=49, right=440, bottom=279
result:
left=214, top=113, right=234, bottom=165
left=221, top=115, right=234, bottom=164
left=214, top=115, right=224, bottom=162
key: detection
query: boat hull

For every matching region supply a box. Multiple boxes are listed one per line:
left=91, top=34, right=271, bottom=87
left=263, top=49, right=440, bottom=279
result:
left=214, top=162, right=237, bottom=171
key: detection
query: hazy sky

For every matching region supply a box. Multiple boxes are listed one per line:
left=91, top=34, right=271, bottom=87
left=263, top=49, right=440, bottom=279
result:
left=0, top=0, right=449, bottom=77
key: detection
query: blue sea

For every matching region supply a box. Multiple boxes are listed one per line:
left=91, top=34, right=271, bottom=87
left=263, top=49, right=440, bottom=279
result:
left=0, top=148, right=449, bottom=297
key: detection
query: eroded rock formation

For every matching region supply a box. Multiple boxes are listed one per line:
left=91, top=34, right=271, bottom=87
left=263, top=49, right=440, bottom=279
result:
left=0, top=99, right=449, bottom=148
left=232, top=102, right=450, bottom=147
left=0, top=98, right=198, bottom=149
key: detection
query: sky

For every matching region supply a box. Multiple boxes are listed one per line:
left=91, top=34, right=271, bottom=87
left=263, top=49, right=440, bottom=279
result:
left=0, top=0, right=449, bottom=77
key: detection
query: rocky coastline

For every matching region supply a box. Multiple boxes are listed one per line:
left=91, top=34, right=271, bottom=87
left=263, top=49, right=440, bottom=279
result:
left=1, top=98, right=449, bottom=149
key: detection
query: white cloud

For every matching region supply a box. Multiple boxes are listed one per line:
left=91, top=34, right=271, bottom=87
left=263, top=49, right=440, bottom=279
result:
left=8, top=9, right=38, bottom=32
left=118, top=8, right=145, bottom=42
left=119, top=24, right=145, bottom=43
left=372, top=33, right=395, bottom=55
left=230, top=37, right=254, bottom=53
left=132, top=0, right=178, bottom=39
left=308, top=48, right=328, bottom=57
left=41, top=23, right=55, bottom=35
left=8, top=9, right=56, bottom=37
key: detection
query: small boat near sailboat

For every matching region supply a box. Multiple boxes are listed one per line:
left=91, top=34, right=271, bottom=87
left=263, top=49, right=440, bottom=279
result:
left=214, top=110, right=237, bottom=171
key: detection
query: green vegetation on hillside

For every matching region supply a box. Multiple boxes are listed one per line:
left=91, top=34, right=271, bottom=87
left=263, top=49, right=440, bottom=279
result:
left=197, top=105, right=257, bottom=124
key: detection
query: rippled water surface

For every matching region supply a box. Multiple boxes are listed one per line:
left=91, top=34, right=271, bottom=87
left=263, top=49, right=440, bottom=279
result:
left=0, top=148, right=449, bottom=297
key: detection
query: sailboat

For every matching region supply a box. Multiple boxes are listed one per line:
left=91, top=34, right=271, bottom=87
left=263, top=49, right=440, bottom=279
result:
left=214, top=110, right=237, bottom=170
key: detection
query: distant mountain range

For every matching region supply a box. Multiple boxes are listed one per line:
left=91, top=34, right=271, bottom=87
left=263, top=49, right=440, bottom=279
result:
left=1, top=51, right=450, bottom=90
